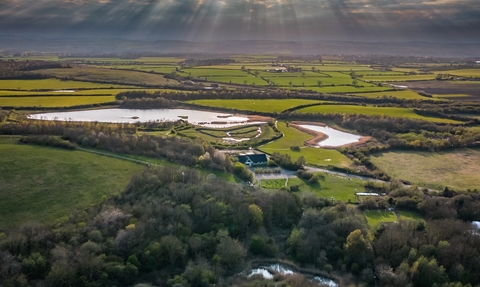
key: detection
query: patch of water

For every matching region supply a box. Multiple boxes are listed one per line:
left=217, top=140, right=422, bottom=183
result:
left=29, top=108, right=257, bottom=128
left=248, top=264, right=337, bottom=287
left=298, top=124, right=361, bottom=147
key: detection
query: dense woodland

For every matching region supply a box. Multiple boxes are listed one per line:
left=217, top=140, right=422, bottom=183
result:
left=2, top=164, right=480, bottom=287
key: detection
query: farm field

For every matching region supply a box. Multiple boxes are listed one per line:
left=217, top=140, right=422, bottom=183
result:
left=189, top=99, right=324, bottom=113
left=443, top=69, right=480, bottom=78
left=296, top=104, right=462, bottom=124
left=364, top=210, right=397, bottom=228
left=361, top=74, right=437, bottom=82
left=287, top=173, right=366, bottom=202
left=259, top=122, right=352, bottom=167
left=0, top=79, right=133, bottom=90
left=370, top=148, right=480, bottom=190
left=0, top=142, right=143, bottom=230
left=0, top=96, right=116, bottom=107
left=0, top=88, right=177, bottom=97
left=350, top=90, right=429, bottom=100
left=291, top=85, right=391, bottom=93
left=33, top=67, right=177, bottom=86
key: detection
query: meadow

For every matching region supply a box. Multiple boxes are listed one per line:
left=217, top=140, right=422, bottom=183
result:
left=350, top=90, right=430, bottom=100
left=0, top=96, right=116, bottom=107
left=0, top=141, right=143, bottom=230
left=296, top=104, right=462, bottom=124
left=189, top=99, right=324, bottom=113
left=361, top=74, right=437, bottom=82
left=370, top=148, right=480, bottom=190
left=443, top=69, right=480, bottom=78
left=287, top=173, right=366, bottom=202
left=0, top=79, right=133, bottom=90
left=33, top=67, right=177, bottom=86
left=259, top=122, right=352, bottom=167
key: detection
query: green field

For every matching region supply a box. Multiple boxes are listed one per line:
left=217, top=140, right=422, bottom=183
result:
left=259, top=122, right=352, bottom=167
left=364, top=210, right=397, bottom=228
left=361, top=74, right=436, bottom=82
left=189, top=99, right=324, bottom=113
left=351, top=90, right=430, bottom=100
left=443, top=69, right=480, bottom=78
left=0, top=143, right=143, bottom=230
left=0, top=96, right=116, bottom=107
left=0, top=88, right=182, bottom=97
left=260, top=178, right=287, bottom=189
left=34, top=67, right=177, bottom=86
left=0, top=79, right=133, bottom=90
left=296, top=104, right=461, bottom=124
left=290, top=85, right=390, bottom=93
left=287, top=173, right=366, bottom=202
left=370, top=148, right=480, bottom=190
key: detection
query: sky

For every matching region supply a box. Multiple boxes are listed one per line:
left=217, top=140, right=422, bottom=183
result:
left=0, top=0, right=479, bottom=43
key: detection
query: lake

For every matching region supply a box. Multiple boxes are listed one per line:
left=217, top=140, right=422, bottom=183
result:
left=248, top=264, right=337, bottom=287
left=29, top=108, right=259, bottom=127
left=298, top=124, right=361, bottom=147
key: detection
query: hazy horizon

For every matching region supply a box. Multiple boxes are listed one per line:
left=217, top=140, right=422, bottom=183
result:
left=1, top=0, right=479, bottom=43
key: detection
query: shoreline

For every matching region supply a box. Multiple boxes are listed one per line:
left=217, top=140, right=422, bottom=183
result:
left=290, top=121, right=372, bottom=149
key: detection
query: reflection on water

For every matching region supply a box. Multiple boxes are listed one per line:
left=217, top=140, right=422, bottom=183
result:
left=248, top=264, right=337, bottom=287
left=299, top=124, right=361, bottom=147
left=29, top=108, right=255, bottom=127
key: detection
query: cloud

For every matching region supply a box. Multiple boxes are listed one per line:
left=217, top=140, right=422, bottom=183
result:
left=0, top=0, right=479, bottom=42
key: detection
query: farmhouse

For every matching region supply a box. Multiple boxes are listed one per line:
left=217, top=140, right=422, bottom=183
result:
left=237, top=153, right=268, bottom=167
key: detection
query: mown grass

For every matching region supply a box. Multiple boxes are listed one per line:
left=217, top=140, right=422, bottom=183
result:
left=287, top=173, right=366, bottom=202
left=189, top=99, right=324, bottom=113
left=364, top=210, right=397, bottom=228
left=0, top=96, right=116, bottom=107
left=296, top=104, right=461, bottom=124
left=0, top=143, right=143, bottom=230
left=259, top=122, right=352, bottom=168
left=0, top=79, right=133, bottom=90
left=370, top=148, right=480, bottom=190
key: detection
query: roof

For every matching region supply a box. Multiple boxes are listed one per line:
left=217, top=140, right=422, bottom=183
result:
left=237, top=154, right=268, bottom=164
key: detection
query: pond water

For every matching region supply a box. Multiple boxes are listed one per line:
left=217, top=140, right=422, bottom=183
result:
left=29, top=108, right=256, bottom=127
left=298, top=124, right=361, bottom=147
left=248, top=264, right=337, bottom=287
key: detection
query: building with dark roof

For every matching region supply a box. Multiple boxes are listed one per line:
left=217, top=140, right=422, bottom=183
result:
left=237, top=153, right=268, bottom=167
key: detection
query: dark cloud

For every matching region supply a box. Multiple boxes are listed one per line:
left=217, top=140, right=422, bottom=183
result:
left=0, top=0, right=479, bottom=42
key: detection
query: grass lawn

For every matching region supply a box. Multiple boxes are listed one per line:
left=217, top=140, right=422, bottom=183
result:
left=364, top=210, right=397, bottom=228
left=189, top=99, right=324, bottom=113
left=296, top=104, right=461, bottom=124
left=287, top=173, right=366, bottom=202
left=0, top=144, right=143, bottom=230
left=259, top=122, right=352, bottom=168
left=0, top=96, right=116, bottom=107
left=370, top=148, right=480, bottom=190
left=0, top=79, right=133, bottom=90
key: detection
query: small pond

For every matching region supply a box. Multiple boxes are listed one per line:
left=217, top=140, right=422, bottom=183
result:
left=29, top=108, right=259, bottom=128
left=248, top=264, right=337, bottom=287
left=299, top=124, right=362, bottom=147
